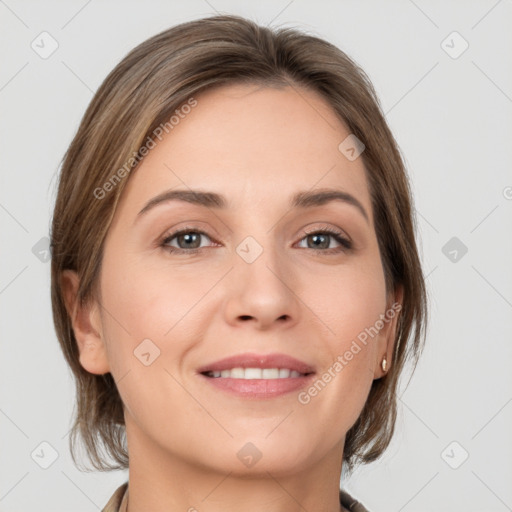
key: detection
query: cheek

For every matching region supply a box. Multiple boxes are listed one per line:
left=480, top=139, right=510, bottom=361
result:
left=97, top=260, right=196, bottom=428
left=301, top=255, right=387, bottom=349
left=295, top=255, right=386, bottom=415
left=98, top=253, right=229, bottom=389
left=101, top=253, right=221, bottom=339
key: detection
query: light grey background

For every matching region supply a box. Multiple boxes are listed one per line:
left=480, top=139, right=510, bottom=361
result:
left=1, top=1, right=511, bottom=511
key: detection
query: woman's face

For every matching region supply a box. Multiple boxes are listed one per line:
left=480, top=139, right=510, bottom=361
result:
left=74, top=83, right=401, bottom=475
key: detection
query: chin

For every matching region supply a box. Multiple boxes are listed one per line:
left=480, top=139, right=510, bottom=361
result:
left=204, top=437, right=317, bottom=476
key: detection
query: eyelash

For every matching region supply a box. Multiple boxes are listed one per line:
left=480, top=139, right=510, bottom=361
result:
left=160, top=226, right=352, bottom=255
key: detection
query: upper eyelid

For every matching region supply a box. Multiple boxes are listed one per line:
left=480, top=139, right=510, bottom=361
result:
left=302, top=225, right=349, bottom=238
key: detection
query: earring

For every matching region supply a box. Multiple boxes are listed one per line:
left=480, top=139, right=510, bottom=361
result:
left=381, top=357, right=388, bottom=372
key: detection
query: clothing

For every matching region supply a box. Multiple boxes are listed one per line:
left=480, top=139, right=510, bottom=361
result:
left=102, top=481, right=370, bottom=512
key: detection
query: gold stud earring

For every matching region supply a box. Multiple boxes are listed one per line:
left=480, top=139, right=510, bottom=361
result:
left=381, top=357, right=388, bottom=372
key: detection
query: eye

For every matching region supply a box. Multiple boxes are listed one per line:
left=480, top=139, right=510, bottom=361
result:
left=160, top=226, right=352, bottom=255
left=161, top=228, right=216, bottom=253
left=296, top=227, right=352, bottom=252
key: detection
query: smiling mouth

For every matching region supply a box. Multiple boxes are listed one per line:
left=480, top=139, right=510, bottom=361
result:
left=201, top=368, right=312, bottom=379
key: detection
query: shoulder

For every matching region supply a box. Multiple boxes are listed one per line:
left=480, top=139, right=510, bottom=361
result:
left=102, top=482, right=369, bottom=512
left=102, top=482, right=128, bottom=512
left=339, top=488, right=371, bottom=512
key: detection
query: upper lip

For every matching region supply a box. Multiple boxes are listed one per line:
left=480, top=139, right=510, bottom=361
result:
left=197, top=353, right=315, bottom=375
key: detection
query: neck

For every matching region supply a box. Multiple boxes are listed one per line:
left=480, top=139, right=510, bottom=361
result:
left=124, top=420, right=346, bottom=512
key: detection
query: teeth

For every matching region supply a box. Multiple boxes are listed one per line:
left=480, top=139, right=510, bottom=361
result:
left=205, top=367, right=306, bottom=379
left=262, top=368, right=279, bottom=379
left=245, top=368, right=262, bottom=379
left=230, top=367, right=245, bottom=378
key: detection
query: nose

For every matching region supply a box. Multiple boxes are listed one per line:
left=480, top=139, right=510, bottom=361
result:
left=222, top=245, right=301, bottom=331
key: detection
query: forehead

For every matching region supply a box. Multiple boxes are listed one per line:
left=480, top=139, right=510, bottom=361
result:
left=119, top=82, right=372, bottom=218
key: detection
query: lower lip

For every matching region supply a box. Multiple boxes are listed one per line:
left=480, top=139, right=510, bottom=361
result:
left=199, top=373, right=315, bottom=399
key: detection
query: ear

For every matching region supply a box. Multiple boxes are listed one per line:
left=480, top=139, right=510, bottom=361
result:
left=61, top=270, right=110, bottom=375
left=374, top=284, right=404, bottom=379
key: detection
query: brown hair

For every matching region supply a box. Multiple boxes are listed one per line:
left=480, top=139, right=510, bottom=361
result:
left=50, top=14, right=428, bottom=474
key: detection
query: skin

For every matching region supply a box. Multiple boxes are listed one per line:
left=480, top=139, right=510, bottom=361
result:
left=62, top=83, right=402, bottom=512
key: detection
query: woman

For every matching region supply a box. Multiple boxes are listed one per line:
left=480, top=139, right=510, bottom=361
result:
left=50, top=14, right=427, bottom=512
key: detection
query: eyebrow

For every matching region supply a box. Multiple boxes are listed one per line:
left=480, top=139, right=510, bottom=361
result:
left=137, top=187, right=369, bottom=223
